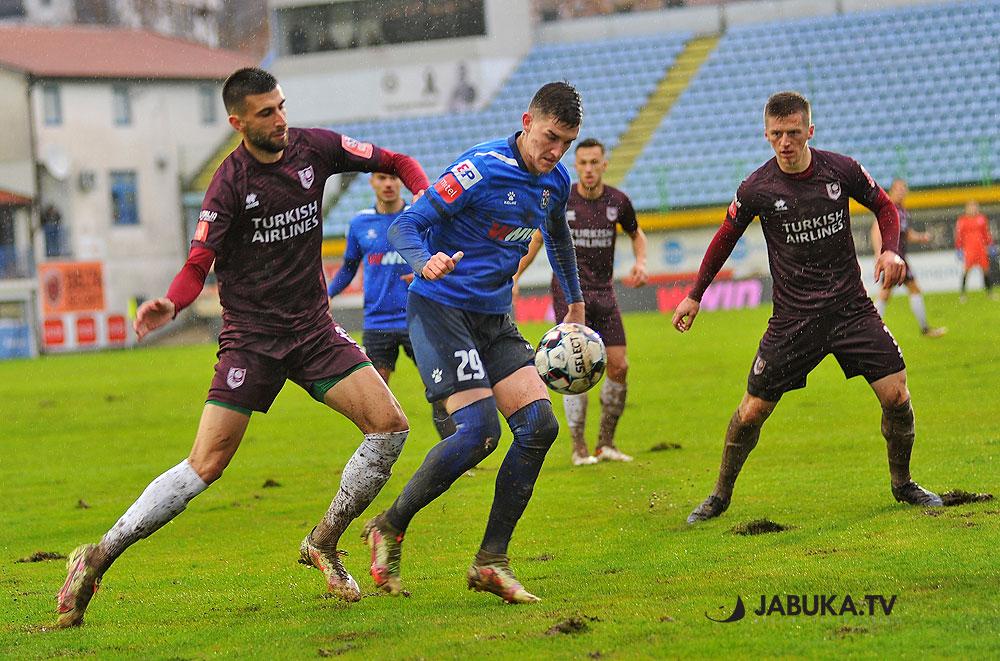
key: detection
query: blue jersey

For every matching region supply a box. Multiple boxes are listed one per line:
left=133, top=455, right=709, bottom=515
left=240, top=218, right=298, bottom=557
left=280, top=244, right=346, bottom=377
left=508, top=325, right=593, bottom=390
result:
left=388, top=133, right=582, bottom=315
left=327, top=206, right=412, bottom=330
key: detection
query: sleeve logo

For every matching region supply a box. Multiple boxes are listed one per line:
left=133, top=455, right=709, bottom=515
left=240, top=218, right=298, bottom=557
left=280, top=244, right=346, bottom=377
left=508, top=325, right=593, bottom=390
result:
left=199, top=210, right=218, bottom=223
left=434, top=173, right=463, bottom=204
left=341, top=134, right=374, bottom=159
left=450, top=159, right=483, bottom=190
left=727, top=195, right=741, bottom=218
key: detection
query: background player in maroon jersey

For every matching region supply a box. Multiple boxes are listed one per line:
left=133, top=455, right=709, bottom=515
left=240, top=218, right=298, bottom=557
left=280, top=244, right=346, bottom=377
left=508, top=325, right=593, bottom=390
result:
left=515, top=138, right=648, bottom=465
left=870, top=179, right=946, bottom=337
left=56, top=68, right=430, bottom=627
left=672, top=91, right=942, bottom=524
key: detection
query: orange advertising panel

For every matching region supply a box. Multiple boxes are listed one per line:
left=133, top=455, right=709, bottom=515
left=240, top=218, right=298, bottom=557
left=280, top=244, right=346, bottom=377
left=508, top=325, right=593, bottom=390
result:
left=39, top=262, right=106, bottom=315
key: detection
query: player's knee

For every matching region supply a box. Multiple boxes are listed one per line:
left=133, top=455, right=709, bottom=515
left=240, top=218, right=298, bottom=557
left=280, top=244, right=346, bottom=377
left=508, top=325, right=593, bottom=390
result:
left=370, top=399, right=409, bottom=434
left=188, top=455, right=227, bottom=484
left=453, top=397, right=502, bottom=461
left=509, top=399, right=559, bottom=452
left=738, top=397, right=774, bottom=427
left=607, top=360, right=628, bottom=383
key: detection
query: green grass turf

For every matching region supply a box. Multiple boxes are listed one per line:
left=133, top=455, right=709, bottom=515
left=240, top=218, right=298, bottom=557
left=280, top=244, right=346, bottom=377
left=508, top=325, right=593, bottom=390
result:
left=1, top=293, right=997, bottom=659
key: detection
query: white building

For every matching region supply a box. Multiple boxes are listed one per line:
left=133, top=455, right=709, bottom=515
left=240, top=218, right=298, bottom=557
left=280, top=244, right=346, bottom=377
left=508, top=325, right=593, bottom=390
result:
left=0, top=24, right=252, bottom=356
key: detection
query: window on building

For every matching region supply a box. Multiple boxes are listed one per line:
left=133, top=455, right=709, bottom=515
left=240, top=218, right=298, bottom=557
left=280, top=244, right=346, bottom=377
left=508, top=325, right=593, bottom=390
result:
left=110, top=171, right=139, bottom=225
left=42, top=83, right=62, bottom=126
left=199, top=85, right=217, bottom=124
left=112, top=85, right=132, bottom=126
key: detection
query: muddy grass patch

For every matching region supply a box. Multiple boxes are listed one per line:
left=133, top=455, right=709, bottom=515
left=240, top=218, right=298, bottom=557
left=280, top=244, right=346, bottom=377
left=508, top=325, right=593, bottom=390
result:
left=649, top=442, right=682, bottom=452
left=545, top=615, right=600, bottom=636
left=261, top=479, right=282, bottom=488
left=940, top=490, right=993, bottom=506
left=730, top=519, right=791, bottom=536
left=16, top=551, right=66, bottom=563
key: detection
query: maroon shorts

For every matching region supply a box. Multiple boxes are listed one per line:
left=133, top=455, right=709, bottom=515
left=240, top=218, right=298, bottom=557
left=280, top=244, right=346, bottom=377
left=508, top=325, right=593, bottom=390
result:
left=552, top=286, right=626, bottom=347
left=208, top=319, right=370, bottom=414
left=747, top=300, right=906, bottom=402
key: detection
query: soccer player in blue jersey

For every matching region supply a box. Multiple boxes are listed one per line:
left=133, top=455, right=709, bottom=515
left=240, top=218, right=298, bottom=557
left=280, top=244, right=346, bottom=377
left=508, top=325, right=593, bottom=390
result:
left=327, top=172, right=455, bottom=439
left=362, top=82, right=585, bottom=604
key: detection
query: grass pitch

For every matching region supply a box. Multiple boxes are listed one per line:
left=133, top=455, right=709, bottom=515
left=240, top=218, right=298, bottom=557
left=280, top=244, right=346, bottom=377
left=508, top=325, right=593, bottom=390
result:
left=1, top=293, right=997, bottom=659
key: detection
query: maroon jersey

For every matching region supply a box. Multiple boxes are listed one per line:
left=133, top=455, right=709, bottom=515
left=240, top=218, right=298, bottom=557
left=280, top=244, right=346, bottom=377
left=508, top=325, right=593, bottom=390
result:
left=728, top=148, right=883, bottom=317
left=555, top=184, right=638, bottom=292
left=195, top=128, right=388, bottom=334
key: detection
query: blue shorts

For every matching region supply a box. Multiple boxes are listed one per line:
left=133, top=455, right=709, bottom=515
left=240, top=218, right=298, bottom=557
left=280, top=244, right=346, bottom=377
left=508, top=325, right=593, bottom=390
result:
left=362, top=329, right=414, bottom=372
left=407, top=291, right=536, bottom=403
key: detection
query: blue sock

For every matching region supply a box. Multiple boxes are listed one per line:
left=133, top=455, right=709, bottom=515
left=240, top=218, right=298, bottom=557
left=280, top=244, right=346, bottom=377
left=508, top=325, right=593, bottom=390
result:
left=480, top=399, right=559, bottom=555
left=386, top=397, right=500, bottom=532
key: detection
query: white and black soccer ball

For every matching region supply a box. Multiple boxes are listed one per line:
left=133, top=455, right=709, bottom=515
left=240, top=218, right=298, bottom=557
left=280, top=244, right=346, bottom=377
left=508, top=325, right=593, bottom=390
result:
left=534, top=323, right=607, bottom=395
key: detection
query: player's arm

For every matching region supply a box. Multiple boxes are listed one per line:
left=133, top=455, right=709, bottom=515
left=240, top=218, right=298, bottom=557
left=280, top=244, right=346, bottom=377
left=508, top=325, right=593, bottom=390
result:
left=314, top=129, right=430, bottom=196
left=847, top=160, right=904, bottom=287
left=870, top=220, right=883, bottom=254
left=542, top=206, right=584, bottom=324
left=617, top=195, right=647, bottom=287
left=136, top=167, right=235, bottom=340
left=624, top=227, right=648, bottom=288
left=135, top=246, right=215, bottom=341
left=512, top=230, right=544, bottom=296
left=388, top=160, right=482, bottom=279
left=327, top=223, right=363, bottom=298
left=672, top=193, right=752, bottom=333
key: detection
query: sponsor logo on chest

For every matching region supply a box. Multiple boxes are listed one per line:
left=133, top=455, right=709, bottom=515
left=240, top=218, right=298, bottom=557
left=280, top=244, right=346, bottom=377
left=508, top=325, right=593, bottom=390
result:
left=488, top=221, right=534, bottom=243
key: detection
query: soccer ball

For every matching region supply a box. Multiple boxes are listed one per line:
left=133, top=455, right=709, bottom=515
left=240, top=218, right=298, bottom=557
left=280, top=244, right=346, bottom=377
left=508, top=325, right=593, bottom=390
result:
left=534, top=323, right=606, bottom=395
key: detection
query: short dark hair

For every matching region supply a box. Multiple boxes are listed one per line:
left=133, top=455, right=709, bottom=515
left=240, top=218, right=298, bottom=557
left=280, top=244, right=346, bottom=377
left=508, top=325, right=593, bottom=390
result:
left=575, top=137, right=605, bottom=154
left=529, top=82, right=583, bottom=128
left=764, top=91, right=811, bottom=124
left=223, top=67, right=278, bottom=115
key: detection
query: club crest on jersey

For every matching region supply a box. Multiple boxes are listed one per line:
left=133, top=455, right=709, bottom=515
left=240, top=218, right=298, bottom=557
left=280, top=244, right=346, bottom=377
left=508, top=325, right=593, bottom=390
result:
left=606, top=206, right=618, bottom=222
left=227, top=367, right=246, bottom=389
left=753, top=356, right=766, bottom=376
left=366, top=228, right=377, bottom=239
left=826, top=181, right=842, bottom=200
left=540, top=188, right=551, bottom=209
left=298, top=166, right=315, bottom=189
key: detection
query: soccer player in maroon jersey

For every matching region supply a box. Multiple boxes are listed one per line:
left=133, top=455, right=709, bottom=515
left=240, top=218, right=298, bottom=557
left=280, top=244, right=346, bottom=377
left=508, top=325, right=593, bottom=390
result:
left=515, top=138, right=648, bottom=465
left=672, top=92, right=942, bottom=524
left=869, top=179, right=946, bottom=337
left=55, top=68, right=430, bottom=626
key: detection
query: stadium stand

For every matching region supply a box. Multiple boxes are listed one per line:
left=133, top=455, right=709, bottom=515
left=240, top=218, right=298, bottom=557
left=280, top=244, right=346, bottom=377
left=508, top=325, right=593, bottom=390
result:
left=622, top=0, right=1000, bottom=210
left=323, top=32, right=690, bottom=235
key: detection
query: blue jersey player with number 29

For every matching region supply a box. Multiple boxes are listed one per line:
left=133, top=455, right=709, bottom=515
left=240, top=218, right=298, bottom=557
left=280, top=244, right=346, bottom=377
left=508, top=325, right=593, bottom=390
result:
left=362, top=82, right=586, bottom=604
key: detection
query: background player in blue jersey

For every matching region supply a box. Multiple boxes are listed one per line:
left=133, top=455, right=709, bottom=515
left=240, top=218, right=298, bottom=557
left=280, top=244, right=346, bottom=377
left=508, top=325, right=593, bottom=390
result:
left=327, top=172, right=455, bottom=439
left=362, top=82, right=585, bottom=604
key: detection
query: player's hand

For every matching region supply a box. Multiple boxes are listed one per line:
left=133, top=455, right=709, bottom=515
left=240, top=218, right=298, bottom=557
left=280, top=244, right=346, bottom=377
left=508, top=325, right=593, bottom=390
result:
left=623, top=262, right=648, bottom=288
left=411, top=188, right=425, bottom=204
left=512, top=277, right=521, bottom=298
left=400, top=273, right=415, bottom=283
left=421, top=251, right=463, bottom=280
left=563, top=302, right=585, bottom=325
left=134, top=297, right=176, bottom=341
left=672, top=296, right=700, bottom=333
left=875, top=250, right=906, bottom=288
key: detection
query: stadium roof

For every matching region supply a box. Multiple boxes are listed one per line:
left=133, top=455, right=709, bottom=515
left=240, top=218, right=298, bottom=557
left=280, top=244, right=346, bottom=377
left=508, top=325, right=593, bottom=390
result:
left=0, top=25, right=254, bottom=80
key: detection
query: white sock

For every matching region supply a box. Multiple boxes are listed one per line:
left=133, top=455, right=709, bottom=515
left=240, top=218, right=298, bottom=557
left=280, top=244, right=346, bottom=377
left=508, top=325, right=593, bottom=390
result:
left=874, top=297, right=886, bottom=317
left=908, top=293, right=928, bottom=330
left=562, top=393, right=588, bottom=446
left=313, top=430, right=408, bottom=548
left=100, top=459, right=208, bottom=561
